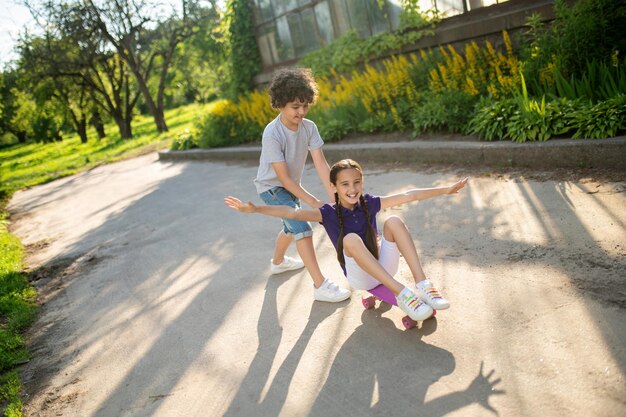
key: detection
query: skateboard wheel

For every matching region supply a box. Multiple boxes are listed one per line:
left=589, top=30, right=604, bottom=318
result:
left=362, top=296, right=376, bottom=309
left=402, top=316, right=417, bottom=329
left=432, top=309, right=437, bottom=317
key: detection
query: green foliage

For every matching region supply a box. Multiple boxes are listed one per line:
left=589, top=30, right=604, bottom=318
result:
left=552, top=0, right=626, bottom=77
left=226, top=0, right=261, bottom=98
left=521, top=0, right=626, bottom=86
left=318, top=119, right=351, bottom=143
left=411, top=90, right=477, bottom=135
left=168, top=14, right=230, bottom=105
left=399, top=0, right=437, bottom=31
left=0, top=217, right=36, bottom=417
left=0, top=371, right=23, bottom=417
left=299, top=18, right=434, bottom=79
left=469, top=94, right=624, bottom=142
left=529, top=59, right=626, bottom=102
left=196, top=112, right=262, bottom=148
left=571, top=95, right=626, bottom=139
left=467, top=98, right=517, bottom=141
left=170, top=129, right=198, bottom=150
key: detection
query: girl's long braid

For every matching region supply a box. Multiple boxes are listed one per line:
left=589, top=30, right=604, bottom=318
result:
left=335, top=192, right=347, bottom=268
left=360, top=195, right=379, bottom=260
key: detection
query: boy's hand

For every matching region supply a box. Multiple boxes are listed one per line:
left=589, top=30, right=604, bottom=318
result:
left=224, top=196, right=256, bottom=213
left=447, top=177, right=469, bottom=194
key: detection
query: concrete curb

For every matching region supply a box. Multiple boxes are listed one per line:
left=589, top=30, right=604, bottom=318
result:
left=158, top=136, right=626, bottom=170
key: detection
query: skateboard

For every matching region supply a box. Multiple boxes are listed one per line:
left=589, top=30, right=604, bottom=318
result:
left=361, top=284, right=436, bottom=330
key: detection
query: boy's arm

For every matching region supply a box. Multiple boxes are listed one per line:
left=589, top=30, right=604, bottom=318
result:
left=380, top=178, right=468, bottom=210
left=310, top=148, right=334, bottom=202
left=224, top=196, right=323, bottom=222
left=272, top=161, right=324, bottom=208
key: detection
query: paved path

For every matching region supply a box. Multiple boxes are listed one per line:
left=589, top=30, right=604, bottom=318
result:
left=8, top=153, right=626, bottom=417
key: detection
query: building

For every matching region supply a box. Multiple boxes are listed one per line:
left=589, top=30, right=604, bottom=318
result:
left=250, top=0, right=555, bottom=83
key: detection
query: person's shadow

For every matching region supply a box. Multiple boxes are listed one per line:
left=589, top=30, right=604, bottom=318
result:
left=309, top=304, right=504, bottom=417
left=223, top=272, right=348, bottom=417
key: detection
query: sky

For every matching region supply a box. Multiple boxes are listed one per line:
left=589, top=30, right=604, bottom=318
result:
left=0, top=0, right=35, bottom=68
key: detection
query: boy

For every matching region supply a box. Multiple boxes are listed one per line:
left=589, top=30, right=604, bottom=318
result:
left=254, top=68, right=351, bottom=303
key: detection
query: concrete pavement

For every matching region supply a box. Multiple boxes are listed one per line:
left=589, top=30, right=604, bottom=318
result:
left=8, top=151, right=626, bottom=417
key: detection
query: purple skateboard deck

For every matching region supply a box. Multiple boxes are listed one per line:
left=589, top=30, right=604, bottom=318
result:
left=361, top=284, right=436, bottom=329
left=367, top=284, right=398, bottom=306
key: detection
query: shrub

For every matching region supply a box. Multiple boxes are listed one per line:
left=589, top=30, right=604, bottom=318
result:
left=429, top=32, right=521, bottom=99
left=571, top=95, right=626, bottom=139
left=411, top=90, right=477, bottom=135
left=170, top=129, right=198, bottom=150
left=467, top=98, right=517, bottom=141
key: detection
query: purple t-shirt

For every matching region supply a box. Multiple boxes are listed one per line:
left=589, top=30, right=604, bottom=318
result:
left=319, top=194, right=381, bottom=272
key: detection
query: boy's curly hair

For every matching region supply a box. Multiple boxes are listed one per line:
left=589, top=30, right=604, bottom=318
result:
left=269, top=68, right=318, bottom=109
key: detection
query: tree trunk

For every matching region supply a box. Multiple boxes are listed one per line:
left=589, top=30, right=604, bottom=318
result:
left=77, top=116, right=88, bottom=143
left=112, top=113, right=132, bottom=139
left=91, top=111, right=106, bottom=139
left=17, top=131, right=27, bottom=143
left=135, top=74, right=168, bottom=133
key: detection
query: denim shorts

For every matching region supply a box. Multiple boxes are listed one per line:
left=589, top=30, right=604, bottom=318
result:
left=259, top=187, right=313, bottom=241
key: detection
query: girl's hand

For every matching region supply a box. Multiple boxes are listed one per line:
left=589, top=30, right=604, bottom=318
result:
left=447, top=177, right=469, bottom=194
left=224, top=196, right=256, bottom=213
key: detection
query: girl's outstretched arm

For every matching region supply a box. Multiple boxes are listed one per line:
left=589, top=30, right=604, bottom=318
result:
left=380, top=177, right=469, bottom=210
left=224, top=196, right=323, bottom=222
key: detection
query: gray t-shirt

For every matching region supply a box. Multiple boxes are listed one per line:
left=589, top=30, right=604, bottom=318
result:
left=254, top=115, right=324, bottom=194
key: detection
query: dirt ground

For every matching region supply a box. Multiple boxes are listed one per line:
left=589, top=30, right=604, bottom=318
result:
left=7, top=153, right=626, bottom=417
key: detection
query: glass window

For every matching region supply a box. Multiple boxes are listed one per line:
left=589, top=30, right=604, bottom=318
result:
left=344, top=0, right=371, bottom=37
left=288, top=10, right=321, bottom=58
left=329, top=0, right=351, bottom=37
left=436, top=0, right=465, bottom=16
left=274, top=0, right=298, bottom=15
left=255, top=0, right=275, bottom=22
left=368, top=0, right=389, bottom=35
left=276, top=16, right=295, bottom=60
left=314, top=1, right=334, bottom=45
left=256, top=23, right=278, bottom=67
left=386, top=0, right=403, bottom=31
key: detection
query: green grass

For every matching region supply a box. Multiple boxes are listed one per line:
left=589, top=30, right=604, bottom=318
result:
left=0, top=101, right=205, bottom=415
left=0, top=103, right=206, bottom=195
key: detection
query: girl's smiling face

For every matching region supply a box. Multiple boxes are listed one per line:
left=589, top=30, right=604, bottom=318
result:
left=332, top=168, right=363, bottom=209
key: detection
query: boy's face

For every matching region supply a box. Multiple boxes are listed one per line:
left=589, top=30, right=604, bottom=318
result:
left=279, top=99, right=310, bottom=131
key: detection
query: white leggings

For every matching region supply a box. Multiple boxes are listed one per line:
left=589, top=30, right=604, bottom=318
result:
left=344, top=237, right=400, bottom=290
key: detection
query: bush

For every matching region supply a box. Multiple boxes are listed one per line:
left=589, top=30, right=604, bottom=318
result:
left=197, top=112, right=262, bottom=148
left=521, top=0, right=626, bottom=86
left=170, top=129, right=198, bottom=150
left=467, top=98, right=517, bottom=141
left=411, top=90, right=477, bottom=135
left=571, top=95, right=626, bottom=139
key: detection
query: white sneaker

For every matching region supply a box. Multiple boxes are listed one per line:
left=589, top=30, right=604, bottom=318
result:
left=415, top=279, right=450, bottom=310
left=313, top=279, right=351, bottom=302
left=270, top=256, right=305, bottom=275
left=396, top=287, right=433, bottom=321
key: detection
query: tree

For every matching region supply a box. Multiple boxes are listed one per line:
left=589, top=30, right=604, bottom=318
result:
left=168, top=8, right=229, bottom=104
left=82, top=0, right=219, bottom=132
left=22, top=2, right=141, bottom=139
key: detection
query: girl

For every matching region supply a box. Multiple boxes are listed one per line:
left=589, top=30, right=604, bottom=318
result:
left=225, top=159, right=468, bottom=321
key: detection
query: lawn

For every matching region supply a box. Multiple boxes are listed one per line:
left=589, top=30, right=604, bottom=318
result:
left=0, top=102, right=207, bottom=195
